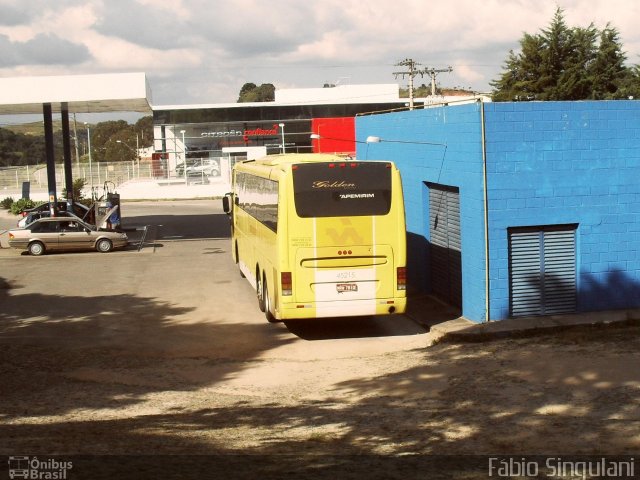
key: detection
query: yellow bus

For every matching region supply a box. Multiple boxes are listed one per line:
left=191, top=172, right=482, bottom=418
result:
left=222, top=153, right=406, bottom=321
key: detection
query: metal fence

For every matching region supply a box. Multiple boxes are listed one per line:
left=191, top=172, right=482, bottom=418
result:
left=0, top=161, right=156, bottom=192
left=0, top=157, right=234, bottom=200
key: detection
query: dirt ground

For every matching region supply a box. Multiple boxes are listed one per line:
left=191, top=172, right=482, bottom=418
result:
left=1, top=202, right=638, bottom=478
left=1, top=321, right=638, bottom=457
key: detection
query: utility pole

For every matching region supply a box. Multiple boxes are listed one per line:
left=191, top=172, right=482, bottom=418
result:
left=394, top=58, right=419, bottom=110
left=425, top=66, right=453, bottom=96
left=393, top=58, right=453, bottom=109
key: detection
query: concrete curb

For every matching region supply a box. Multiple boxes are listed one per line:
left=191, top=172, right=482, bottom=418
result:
left=433, top=309, right=640, bottom=344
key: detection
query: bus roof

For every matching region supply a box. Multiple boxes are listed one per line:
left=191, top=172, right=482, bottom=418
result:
left=245, top=153, right=352, bottom=168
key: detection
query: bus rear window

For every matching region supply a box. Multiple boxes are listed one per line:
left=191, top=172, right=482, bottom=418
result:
left=292, top=162, right=392, bottom=217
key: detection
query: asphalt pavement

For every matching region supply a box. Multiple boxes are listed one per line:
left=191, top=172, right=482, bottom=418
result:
left=2, top=200, right=638, bottom=344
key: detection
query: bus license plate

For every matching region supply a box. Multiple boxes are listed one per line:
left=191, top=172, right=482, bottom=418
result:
left=337, top=283, right=358, bottom=293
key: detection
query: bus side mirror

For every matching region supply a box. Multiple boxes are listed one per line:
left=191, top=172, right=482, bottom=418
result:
left=222, top=194, right=232, bottom=214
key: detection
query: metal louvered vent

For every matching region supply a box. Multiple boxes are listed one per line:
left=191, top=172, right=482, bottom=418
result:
left=509, top=226, right=577, bottom=317
left=428, top=183, right=462, bottom=308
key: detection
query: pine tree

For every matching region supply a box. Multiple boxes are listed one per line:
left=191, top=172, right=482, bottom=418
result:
left=590, top=25, right=628, bottom=99
left=491, top=8, right=636, bottom=101
left=557, top=25, right=598, bottom=100
left=491, top=34, right=545, bottom=101
left=537, top=8, right=573, bottom=99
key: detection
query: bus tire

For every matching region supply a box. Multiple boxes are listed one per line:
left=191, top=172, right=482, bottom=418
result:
left=263, top=278, right=277, bottom=323
left=257, top=271, right=266, bottom=312
left=236, top=243, right=245, bottom=278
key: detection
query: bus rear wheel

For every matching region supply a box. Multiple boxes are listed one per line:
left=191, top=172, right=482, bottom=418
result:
left=257, top=272, right=266, bottom=312
left=236, top=243, right=245, bottom=278
left=263, top=278, right=277, bottom=323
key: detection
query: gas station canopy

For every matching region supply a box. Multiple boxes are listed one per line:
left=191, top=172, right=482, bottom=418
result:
left=0, top=72, right=153, bottom=208
left=0, top=72, right=152, bottom=114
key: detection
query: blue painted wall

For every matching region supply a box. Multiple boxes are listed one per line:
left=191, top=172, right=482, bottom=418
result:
left=484, top=101, right=640, bottom=319
left=356, top=100, right=640, bottom=322
left=356, top=103, right=488, bottom=321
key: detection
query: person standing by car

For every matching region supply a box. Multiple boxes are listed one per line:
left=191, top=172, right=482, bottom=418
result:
left=109, top=207, right=121, bottom=230
left=105, top=199, right=120, bottom=230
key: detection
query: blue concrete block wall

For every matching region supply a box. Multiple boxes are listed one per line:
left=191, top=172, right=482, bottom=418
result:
left=356, top=103, right=488, bottom=321
left=357, top=100, right=640, bottom=323
left=484, top=100, right=640, bottom=318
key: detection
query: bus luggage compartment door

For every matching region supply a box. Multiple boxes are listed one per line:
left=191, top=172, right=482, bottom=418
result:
left=295, top=245, right=394, bottom=303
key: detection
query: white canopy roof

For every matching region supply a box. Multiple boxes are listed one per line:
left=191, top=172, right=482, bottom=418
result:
left=0, top=72, right=152, bottom=115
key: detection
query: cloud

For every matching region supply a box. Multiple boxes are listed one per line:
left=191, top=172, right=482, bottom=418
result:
left=190, top=2, right=329, bottom=58
left=0, top=33, right=91, bottom=67
left=92, top=0, right=330, bottom=59
left=0, top=0, right=85, bottom=27
left=0, top=0, right=639, bottom=105
left=94, top=0, right=194, bottom=50
left=0, top=3, right=30, bottom=26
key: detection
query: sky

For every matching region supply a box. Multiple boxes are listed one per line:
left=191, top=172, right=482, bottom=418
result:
left=1, top=0, right=639, bottom=112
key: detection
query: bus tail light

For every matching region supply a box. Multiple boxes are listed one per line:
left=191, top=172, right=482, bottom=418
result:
left=281, top=272, right=292, bottom=296
left=397, top=267, right=407, bottom=290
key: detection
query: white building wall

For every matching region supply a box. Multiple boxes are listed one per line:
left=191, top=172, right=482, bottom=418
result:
left=275, top=84, right=400, bottom=104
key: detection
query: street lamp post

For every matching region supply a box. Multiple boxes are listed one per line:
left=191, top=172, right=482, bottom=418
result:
left=84, top=123, right=93, bottom=192
left=116, top=140, right=140, bottom=178
left=180, top=130, right=187, bottom=183
left=279, top=123, right=285, bottom=154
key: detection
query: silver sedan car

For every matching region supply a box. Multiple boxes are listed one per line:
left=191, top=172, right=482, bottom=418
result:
left=8, top=217, right=128, bottom=256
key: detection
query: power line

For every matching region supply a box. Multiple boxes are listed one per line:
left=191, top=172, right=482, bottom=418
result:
left=393, top=58, right=453, bottom=109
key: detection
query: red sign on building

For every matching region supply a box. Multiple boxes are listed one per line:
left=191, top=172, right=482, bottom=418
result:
left=311, top=117, right=355, bottom=155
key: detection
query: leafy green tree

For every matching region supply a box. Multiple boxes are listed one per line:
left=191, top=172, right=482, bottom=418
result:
left=237, top=83, right=275, bottom=102
left=0, top=127, right=51, bottom=167
left=491, top=8, right=639, bottom=101
left=62, top=178, right=86, bottom=201
left=238, top=82, right=257, bottom=101
left=86, top=119, right=152, bottom=163
left=9, top=198, right=38, bottom=215
left=90, top=120, right=129, bottom=162
left=0, top=115, right=154, bottom=167
left=135, top=116, right=154, bottom=147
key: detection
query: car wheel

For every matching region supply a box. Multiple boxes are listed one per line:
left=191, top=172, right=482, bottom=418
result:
left=28, top=241, right=45, bottom=256
left=96, top=238, right=113, bottom=253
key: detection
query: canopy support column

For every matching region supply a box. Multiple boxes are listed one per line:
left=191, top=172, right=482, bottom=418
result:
left=61, top=103, right=74, bottom=208
left=43, top=103, right=58, bottom=214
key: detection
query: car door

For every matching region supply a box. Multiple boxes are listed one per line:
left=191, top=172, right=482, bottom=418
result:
left=58, top=220, right=94, bottom=251
left=29, top=220, right=60, bottom=250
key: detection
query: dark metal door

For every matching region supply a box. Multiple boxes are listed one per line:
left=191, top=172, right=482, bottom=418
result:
left=428, top=184, right=462, bottom=308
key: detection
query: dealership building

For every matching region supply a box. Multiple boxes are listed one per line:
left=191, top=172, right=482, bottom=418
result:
left=151, top=84, right=475, bottom=180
